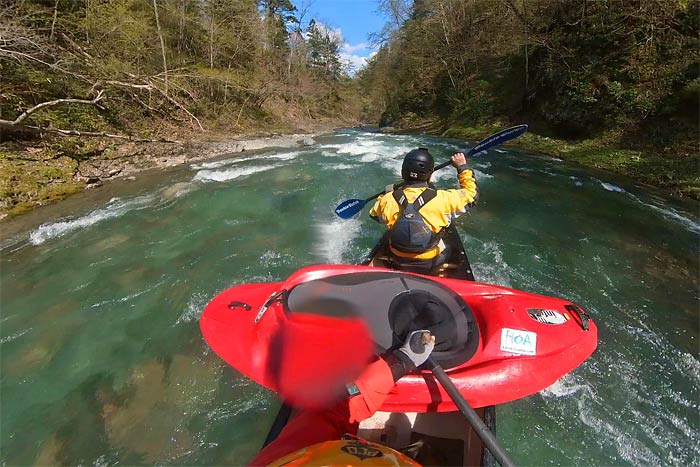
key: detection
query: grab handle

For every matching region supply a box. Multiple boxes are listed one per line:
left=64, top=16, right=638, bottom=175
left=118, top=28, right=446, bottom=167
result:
left=565, top=304, right=590, bottom=331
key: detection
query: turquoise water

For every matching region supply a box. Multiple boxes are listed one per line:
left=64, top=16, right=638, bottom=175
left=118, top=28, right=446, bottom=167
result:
left=1, top=129, right=698, bottom=466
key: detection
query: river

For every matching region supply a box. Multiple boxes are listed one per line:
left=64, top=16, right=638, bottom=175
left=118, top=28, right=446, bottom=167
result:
left=1, top=129, right=698, bottom=466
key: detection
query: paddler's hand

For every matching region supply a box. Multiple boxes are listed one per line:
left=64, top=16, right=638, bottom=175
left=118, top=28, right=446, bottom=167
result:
left=398, top=330, right=436, bottom=367
left=382, top=330, right=436, bottom=381
left=451, top=152, right=468, bottom=173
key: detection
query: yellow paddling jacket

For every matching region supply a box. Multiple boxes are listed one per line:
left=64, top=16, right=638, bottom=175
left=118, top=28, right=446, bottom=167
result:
left=369, top=169, right=478, bottom=260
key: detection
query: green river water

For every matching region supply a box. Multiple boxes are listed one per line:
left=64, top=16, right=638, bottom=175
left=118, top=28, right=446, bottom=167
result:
left=1, top=129, right=698, bottom=466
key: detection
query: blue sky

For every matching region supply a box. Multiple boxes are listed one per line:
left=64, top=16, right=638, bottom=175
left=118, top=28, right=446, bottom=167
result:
left=292, top=0, right=387, bottom=72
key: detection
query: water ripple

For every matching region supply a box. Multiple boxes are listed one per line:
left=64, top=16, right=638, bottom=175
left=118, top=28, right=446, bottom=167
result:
left=29, top=195, right=157, bottom=245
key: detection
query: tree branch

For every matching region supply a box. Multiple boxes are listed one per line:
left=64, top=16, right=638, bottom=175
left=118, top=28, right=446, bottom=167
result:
left=0, top=91, right=105, bottom=126
left=25, top=125, right=181, bottom=143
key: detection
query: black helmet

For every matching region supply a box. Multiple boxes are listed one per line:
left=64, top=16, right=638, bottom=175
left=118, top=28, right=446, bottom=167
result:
left=401, top=148, right=434, bottom=182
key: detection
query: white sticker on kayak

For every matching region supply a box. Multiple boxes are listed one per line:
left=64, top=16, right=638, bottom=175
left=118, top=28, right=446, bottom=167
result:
left=500, top=328, right=537, bottom=355
left=527, top=308, right=568, bottom=325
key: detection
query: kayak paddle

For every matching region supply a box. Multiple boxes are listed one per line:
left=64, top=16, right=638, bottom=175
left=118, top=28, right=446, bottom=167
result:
left=427, top=357, right=516, bottom=467
left=334, top=124, right=528, bottom=219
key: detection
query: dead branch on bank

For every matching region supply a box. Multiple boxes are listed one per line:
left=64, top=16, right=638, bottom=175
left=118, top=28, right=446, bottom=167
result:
left=25, top=126, right=181, bottom=143
left=0, top=89, right=180, bottom=143
left=0, top=91, right=105, bottom=126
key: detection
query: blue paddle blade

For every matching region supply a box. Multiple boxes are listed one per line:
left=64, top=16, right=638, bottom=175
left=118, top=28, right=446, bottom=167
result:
left=334, top=124, right=528, bottom=219
left=467, top=124, right=528, bottom=156
left=335, top=198, right=367, bottom=219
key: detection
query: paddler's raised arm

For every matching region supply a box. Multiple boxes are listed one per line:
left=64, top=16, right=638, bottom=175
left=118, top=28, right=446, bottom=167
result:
left=439, top=152, right=478, bottom=219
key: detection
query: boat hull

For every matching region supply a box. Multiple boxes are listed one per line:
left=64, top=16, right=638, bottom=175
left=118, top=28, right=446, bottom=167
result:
left=200, top=264, right=598, bottom=413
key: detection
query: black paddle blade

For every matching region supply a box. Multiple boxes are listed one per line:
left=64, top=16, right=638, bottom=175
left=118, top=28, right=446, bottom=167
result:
left=335, top=198, right=367, bottom=219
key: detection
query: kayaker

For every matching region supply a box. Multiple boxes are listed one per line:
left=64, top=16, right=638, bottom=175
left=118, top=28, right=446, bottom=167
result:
left=369, top=148, right=478, bottom=274
left=250, top=330, right=436, bottom=467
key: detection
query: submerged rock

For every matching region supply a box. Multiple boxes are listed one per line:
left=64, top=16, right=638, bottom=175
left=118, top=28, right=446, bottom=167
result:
left=160, top=182, right=197, bottom=200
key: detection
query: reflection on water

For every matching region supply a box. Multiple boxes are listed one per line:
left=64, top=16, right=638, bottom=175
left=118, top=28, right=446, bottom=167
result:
left=1, top=130, right=698, bottom=466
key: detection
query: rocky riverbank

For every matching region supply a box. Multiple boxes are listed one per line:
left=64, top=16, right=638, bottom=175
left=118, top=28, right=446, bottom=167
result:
left=382, top=119, right=699, bottom=201
left=0, top=129, right=328, bottom=220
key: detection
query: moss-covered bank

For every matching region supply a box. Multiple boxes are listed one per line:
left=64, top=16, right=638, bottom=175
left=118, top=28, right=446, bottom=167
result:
left=0, top=120, right=343, bottom=220
left=441, top=123, right=699, bottom=201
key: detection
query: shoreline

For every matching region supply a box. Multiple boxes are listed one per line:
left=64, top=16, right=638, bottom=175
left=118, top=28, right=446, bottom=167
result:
left=382, top=121, right=699, bottom=202
left=3, top=121, right=696, bottom=225
left=85, top=131, right=322, bottom=181
left=0, top=126, right=337, bottom=221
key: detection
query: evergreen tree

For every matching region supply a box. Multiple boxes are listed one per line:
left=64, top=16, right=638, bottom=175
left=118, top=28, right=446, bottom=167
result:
left=306, top=19, right=343, bottom=80
left=259, top=0, right=298, bottom=52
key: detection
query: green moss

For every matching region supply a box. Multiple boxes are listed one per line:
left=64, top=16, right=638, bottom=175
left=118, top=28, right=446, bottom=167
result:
left=444, top=123, right=700, bottom=200
left=0, top=150, right=85, bottom=218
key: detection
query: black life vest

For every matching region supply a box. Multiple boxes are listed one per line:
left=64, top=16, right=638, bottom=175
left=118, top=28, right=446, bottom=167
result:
left=388, top=188, right=444, bottom=253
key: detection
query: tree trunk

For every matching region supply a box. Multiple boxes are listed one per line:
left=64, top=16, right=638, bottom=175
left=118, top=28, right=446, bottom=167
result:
left=50, top=0, right=60, bottom=42
left=153, top=0, right=169, bottom=96
left=524, top=0, right=529, bottom=100
left=208, top=13, right=215, bottom=69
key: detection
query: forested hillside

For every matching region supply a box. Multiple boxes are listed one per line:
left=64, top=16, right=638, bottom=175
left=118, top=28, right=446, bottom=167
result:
left=359, top=0, right=699, bottom=198
left=1, top=0, right=364, bottom=216
left=1, top=0, right=698, bottom=218
left=1, top=0, right=358, bottom=137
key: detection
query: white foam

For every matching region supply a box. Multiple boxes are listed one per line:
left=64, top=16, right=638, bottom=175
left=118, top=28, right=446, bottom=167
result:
left=259, top=250, right=292, bottom=268
left=192, top=164, right=277, bottom=182
left=0, top=328, right=32, bottom=344
left=678, top=352, right=700, bottom=384
left=267, top=150, right=304, bottom=161
left=471, top=169, right=494, bottom=180
left=175, top=292, right=209, bottom=325
left=190, top=150, right=303, bottom=173
left=326, top=139, right=413, bottom=160
left=541, top=374, right=593, bottom=399
left=312, top=217, right=362, bottom=264
left=323, top=164, right=356, bottom=171
left=205, top=386, right=269, bottom=421
left=29, top=195, right=156, bottom=245
left=190, top=155, right=258, bottom=170
left=601, top=182, right=626, bottom=193
left=628, top=194, right=700, bottom=234
left=90, top=278, right=167, bottom=309
left=430, top=170, right=453, bottom=183
left=432, top=141, right=464, bottom=151
left=470, top=240, right=513, bottom=287
left=548, top=370, right=668, bottom=466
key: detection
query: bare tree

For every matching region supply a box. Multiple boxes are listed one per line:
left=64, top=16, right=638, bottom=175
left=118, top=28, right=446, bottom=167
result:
left=0, top=91, right=105, bottom=126
left=152, top=0, right=169, bottom=96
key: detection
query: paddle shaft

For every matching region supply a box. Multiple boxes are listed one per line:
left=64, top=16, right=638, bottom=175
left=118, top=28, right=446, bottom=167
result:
left=334, top=124, right=528, bottom=219
left=361, top=153, right=469, bottom=205
left=428, top=358, right=517, bottom=467
left=357, top=157, right=462, bottom=206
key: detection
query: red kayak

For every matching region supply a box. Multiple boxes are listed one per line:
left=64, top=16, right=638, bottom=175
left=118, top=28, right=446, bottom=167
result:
left=200, top=263, right=597, bottom=413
